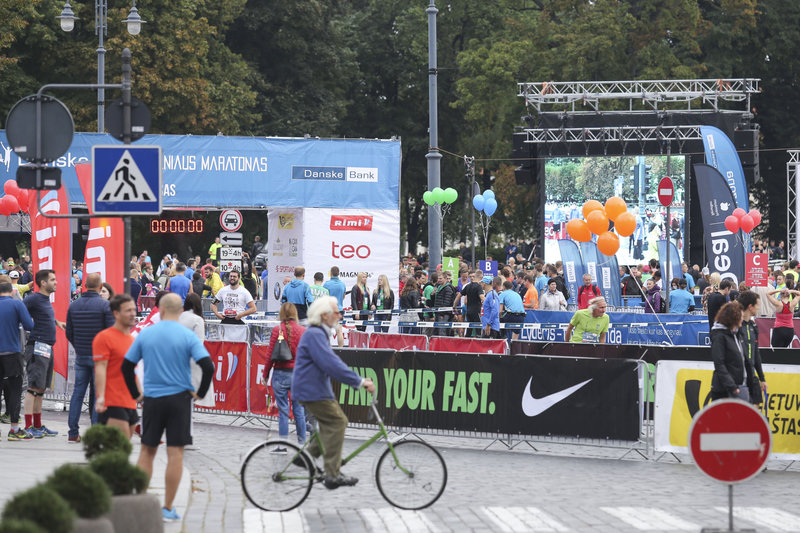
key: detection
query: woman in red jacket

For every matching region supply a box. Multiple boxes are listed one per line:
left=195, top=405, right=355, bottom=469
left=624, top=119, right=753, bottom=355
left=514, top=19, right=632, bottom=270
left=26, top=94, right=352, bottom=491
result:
left=263, top=303, right=306, bottom=449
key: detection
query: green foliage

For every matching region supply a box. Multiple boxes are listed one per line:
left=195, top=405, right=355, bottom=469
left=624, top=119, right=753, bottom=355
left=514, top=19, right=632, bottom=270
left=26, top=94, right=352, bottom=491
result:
left=82, top=425, right=132, bottom=460
left=0, top=519, right=45, bottom=533
left=89, top=452, right=148, bottom=496
left=46, top=464, right=111, bottom=519
left=1, top=485, right=74, bottom=533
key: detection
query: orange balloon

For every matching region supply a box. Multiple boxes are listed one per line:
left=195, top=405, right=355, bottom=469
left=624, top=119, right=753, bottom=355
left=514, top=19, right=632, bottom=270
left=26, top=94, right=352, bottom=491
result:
left=586, top=209, right=609, bottom=235
left=582, top=200, right=604, bottom=219
left=604, top=196, right=627, bottom=221
left=566, top=218, right=591, bottom=242
left=597, top=231, right=620, bottom=256
left=614, top=211, right=636, bottom=237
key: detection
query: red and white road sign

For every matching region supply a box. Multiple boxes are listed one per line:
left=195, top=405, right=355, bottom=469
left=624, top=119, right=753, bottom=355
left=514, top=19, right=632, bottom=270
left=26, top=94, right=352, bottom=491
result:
left=658, top=176, right=674, bottom=207
left=689, top=399, right=771, bottom=483
left=220, top=209, right=243, bottom=232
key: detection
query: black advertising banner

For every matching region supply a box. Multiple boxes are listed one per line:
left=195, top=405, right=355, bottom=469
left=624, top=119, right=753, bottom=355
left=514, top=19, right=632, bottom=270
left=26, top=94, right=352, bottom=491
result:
left=693, top=163, right=745, bottom=285
left=333, top=349, right=640, bottom=441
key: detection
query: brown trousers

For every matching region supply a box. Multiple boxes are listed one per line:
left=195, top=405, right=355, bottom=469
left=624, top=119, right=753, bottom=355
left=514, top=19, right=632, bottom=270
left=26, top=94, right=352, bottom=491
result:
left=301, top=399, right=349, bottom=476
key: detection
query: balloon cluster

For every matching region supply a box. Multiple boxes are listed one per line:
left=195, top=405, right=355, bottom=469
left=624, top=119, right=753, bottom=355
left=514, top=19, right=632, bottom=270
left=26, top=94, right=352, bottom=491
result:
left=724, top=208, right=761, bottom=234
left=566, top=196, right=636, bottom=256
left=472, top=190, right=498, bottom=216
left=0, top=181, right=30, bottom=216
left=423, top=187, right=458, bottom=206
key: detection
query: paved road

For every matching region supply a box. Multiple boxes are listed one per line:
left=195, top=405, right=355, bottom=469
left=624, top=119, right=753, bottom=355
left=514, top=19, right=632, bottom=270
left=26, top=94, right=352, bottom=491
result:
left=2, top=405, right=799, bottom=533
left=182, top=412, right=800, bottom=533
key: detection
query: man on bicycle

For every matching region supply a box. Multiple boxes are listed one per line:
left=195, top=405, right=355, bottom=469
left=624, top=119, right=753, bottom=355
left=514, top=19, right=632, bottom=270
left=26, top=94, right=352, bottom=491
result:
left=293, top=296, right=375, bottom=489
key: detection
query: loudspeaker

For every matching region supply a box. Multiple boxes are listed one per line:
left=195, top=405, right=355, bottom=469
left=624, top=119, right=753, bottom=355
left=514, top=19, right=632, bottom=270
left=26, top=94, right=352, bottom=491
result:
left=734, top=128, right=759, bottom=167
left=513, top=132, right=544, bottom=186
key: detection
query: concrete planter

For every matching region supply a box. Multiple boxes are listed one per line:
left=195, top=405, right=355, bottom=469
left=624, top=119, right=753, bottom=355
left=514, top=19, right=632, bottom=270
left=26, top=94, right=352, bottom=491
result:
left=71, top=517, right=114, bottom=533
left=106, top=494, right=163, bottom=533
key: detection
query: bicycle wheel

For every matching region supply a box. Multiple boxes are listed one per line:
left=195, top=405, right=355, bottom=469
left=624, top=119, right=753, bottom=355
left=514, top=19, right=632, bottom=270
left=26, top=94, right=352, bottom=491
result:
left=241, top=440, right=313, bottom=511
left=376, top=439, right=447, bottom=510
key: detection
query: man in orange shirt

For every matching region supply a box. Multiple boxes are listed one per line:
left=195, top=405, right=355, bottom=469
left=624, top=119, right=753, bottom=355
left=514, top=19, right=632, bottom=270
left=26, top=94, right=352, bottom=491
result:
left=522, top=274, right=539, bottom=310
left=93, top=294, right=140, bottom=438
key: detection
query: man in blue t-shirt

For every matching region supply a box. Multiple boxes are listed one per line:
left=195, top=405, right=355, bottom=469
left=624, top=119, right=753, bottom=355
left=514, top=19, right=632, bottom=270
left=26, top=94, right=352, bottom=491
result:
left=0, top=281, right=34, bottom=440
left=121, top=293, right=214, bottom=522
left=481, top=276, right=501, bottom=338
left=499, top=280, right=526, bottom=341
left=167, top=263, right=191, bottom=303
left=669, top=278, right=695, bottom=314
left=323, top=266, right=347, bottom=311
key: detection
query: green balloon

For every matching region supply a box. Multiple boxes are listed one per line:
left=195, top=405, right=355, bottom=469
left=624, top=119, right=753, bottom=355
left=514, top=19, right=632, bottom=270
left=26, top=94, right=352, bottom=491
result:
left=444, top=187, right=458, bottom=204
left=432, top=187, right=445, bottom=204
left=423, top=191, right=434, bottom=205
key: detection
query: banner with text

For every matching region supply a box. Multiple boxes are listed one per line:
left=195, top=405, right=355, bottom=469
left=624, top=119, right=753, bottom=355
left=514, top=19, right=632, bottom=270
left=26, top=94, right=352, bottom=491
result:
left=266, top=209, right=304, bottom=312
left=654, top=360, right=800, bottom=459
left=558, top=239, right=585, bottom=305
left=333, top=350, right=640, bottom=440
left=746, top=253, right=769, bottom=287
left=29, top=187, right=72, bottom=378
left=0, top=132, right=401, bottom=209
left=203, top=341, right=248, bottom=412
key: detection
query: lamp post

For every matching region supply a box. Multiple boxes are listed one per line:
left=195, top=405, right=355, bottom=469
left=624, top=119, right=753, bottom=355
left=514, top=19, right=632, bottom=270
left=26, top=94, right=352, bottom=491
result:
left=57, top=0, right=146, bottom=294
left=57, top=0, right=145, bottom=134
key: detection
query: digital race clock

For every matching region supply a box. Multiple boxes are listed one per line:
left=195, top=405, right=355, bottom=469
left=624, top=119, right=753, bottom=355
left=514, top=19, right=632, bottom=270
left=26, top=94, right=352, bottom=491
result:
left=150, top=218, right=205, bottom=233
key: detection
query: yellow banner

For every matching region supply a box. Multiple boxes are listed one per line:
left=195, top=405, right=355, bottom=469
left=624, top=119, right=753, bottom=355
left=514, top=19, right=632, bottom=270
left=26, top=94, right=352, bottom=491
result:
left=663, top=364, right=800, bottom=455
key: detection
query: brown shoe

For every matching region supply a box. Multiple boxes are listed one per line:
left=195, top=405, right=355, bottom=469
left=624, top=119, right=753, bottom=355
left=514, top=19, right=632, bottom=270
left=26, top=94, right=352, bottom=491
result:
left=67, top=434, right=81, bottom=443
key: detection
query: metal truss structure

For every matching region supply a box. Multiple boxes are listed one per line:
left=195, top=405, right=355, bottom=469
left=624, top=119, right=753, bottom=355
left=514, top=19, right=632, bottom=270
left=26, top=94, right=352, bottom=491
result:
left=517, top=78, right=760, bottom=113
left=526, top=125, right=702, bottom=155
left=788, top=151, right=800, bottom=260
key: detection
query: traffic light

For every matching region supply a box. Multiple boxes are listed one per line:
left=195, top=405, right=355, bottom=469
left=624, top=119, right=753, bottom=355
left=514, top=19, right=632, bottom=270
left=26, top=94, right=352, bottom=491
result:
left=480, top=168, right=495, bottom=190
left=79, top=217, right=91, bottom=242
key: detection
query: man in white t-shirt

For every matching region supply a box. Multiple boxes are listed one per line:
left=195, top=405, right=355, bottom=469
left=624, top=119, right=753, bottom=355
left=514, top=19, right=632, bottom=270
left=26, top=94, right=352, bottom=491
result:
left=211, top=270, right=256, bottom=324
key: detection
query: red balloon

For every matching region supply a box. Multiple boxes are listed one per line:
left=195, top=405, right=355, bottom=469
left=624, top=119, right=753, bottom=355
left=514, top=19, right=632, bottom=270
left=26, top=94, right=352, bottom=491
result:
left=739, top=214, right=755, bottom=233
left=3, top=180, right=19, bottom=197
left=1, top=195, right=20, bottom=214
left=0, top=196, right=10, bottom=216
left=724, top=215, right=740, bottom=233
left=732, top=207, right=746, bottom=219
left=748, top=209, right=762, bottom=227
left=14, top=189, right=29, bottom=213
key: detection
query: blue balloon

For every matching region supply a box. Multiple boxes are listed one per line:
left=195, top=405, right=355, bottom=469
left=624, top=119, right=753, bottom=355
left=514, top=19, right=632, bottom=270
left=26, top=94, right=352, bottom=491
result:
left=484, top=198, right=498, bottom=216
left=483, top=190, right=495, bottom=200
left=472, top=195, right=485, bottom=211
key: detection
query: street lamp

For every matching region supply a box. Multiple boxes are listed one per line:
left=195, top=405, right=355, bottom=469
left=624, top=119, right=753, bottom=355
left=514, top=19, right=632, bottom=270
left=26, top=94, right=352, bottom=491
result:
left=57, top=0, right=147, bottom=133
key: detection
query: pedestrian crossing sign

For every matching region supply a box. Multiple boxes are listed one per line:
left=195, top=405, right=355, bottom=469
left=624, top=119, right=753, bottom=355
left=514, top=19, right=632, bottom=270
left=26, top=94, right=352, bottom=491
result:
left=92, top=145, right=162, bottom=215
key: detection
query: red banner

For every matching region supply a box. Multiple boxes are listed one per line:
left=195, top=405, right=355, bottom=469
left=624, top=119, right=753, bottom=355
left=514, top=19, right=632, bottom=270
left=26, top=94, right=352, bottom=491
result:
left=29, top=187, right=72, bottom=377
left=745, top=253, right=769, bottom=288
left=347, top=330, right=370, bottom=348
left=428, top=336, right=508, bottom=354
left=75, top=164, right=124, bottom=294
left=369, top=332, right=428, bottom=351
left=249, top=344, right=270, bottom=415
left=203, top=341, right=247, bottom=411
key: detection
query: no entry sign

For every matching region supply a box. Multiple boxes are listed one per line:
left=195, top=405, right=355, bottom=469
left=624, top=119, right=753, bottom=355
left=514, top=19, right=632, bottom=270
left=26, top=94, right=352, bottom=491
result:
left=689, top=399, right=771, bottom=483
left=658, top=176, right=674, bottom=207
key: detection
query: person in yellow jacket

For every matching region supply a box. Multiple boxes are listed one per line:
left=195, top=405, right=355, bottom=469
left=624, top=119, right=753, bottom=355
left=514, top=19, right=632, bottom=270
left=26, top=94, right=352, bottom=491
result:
left=202, top=265, right=224, bottom=296
left=208, top=237, right=221, bottom=264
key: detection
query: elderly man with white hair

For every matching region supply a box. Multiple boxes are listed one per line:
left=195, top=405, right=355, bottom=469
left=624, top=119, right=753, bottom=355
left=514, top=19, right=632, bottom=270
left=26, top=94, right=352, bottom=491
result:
left=292, top=296, right=376, bottom=490
left=564, top=296, right=610, bottom=343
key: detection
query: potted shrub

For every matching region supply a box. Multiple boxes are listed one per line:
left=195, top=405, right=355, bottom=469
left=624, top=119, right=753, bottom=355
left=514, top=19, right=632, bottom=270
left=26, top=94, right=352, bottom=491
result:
left=45, top=464, right=114, bottom=533
left=1, top=485, right=74, bottom=533
left=82, top=425, right=132, bottom=460
left=89, top=452, right=147, bottom=496
left=0, top=519, right=46, bottom=533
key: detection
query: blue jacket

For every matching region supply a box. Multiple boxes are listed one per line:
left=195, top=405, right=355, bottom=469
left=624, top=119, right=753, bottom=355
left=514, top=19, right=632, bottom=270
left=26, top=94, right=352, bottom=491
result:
left=66, top=291, right=114, bottom=356
left=293, top=326, right=363, bottom=402
left=0, top=296, right=33, bottom=353
left=281, top=279, right=313, bottom=306
left=323, top=277, right=347, bottom=310
left=481, top=290, right=500, bottom=330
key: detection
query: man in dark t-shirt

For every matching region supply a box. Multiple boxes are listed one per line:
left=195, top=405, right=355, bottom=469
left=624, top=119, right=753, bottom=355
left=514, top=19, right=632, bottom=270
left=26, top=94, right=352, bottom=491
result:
left=707, top=279, right=733, bottom=328
left=459, top=271, right=485, bottom=337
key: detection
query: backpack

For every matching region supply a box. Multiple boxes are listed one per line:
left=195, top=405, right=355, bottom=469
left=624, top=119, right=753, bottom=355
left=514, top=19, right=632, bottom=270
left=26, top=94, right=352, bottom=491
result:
left=659, top=293, right=666, bottom=313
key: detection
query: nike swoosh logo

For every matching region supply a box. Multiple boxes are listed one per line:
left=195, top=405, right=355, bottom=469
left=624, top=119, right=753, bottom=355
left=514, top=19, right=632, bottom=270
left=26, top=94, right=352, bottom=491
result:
left=521, top=377, right=592, bottom=417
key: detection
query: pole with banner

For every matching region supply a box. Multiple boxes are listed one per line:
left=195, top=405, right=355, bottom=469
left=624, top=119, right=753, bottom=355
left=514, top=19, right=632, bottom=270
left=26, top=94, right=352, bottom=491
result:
left=658, top=175, right=675, bottom=307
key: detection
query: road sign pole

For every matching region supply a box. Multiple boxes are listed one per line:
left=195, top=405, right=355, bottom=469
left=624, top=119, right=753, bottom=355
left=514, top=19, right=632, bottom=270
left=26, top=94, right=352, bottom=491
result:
left=665, top=154, right=671, bottom=308
left=122, top=48, right=132, bottom=294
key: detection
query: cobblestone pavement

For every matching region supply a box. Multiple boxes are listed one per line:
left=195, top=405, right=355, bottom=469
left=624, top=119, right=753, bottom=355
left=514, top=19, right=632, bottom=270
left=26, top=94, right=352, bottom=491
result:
left=2, top=406, right=799, bottom=533
left=183, top=412, right=800, bottom=533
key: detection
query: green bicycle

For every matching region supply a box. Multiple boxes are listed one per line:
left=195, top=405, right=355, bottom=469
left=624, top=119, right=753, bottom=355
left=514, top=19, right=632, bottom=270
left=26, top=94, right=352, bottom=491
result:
left=240, top=398, right=447, bottom=511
